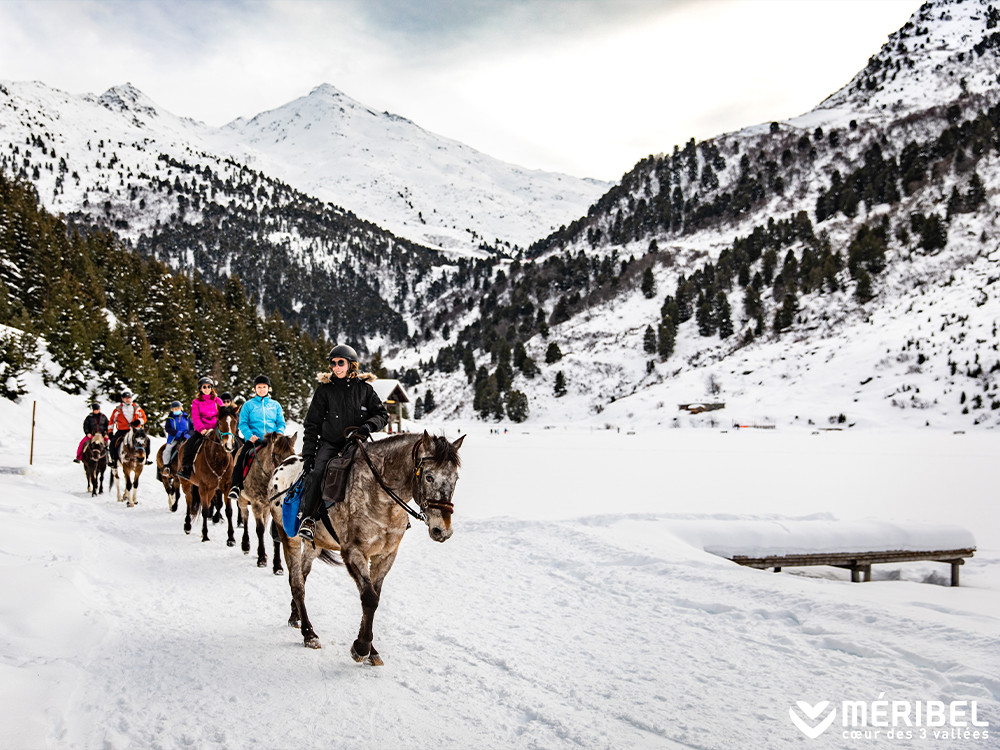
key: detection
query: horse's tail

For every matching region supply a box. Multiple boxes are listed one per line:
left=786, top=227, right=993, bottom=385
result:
left=317, top=549, right=344, bottom=567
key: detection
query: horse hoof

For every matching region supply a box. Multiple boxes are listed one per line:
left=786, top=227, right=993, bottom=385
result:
left=304, top=638, right=322, bottom=650
left=350, top=643, right=368, bottom=663
left=288, top=619, right=300, bottom=628
left=257, top=559, right=267, bottom=568
left=365, top=653, right=384, bottom=667
left=273, top=568, right=284, bottom=576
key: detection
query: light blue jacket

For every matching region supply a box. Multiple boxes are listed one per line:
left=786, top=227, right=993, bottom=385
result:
left=238, top=395, right=286, bottom=440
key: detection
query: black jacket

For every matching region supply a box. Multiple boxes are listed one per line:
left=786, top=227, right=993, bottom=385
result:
left=302, top=372, right=388, bottom=462
left=83, top=413, right=109, bottom=436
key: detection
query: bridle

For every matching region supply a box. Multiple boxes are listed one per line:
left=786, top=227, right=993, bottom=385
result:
left=352, top=436, right=455, bottom=522
left=216, top=415, right=238, bottom=453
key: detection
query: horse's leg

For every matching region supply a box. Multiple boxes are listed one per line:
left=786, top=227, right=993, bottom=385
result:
left=184, top=485, right=199, bottom=535
left=342, top=547, right=380, bottom=664
left=113, top=465, right=123, bottom=503
left=202, top=492, right=211, bottom=542
left=286, top=538, right=320, bottom=647
left=125, top=472, right=134, bottom=507
left=129, top=469, right=141, bottom=507
left=241, top=507, right=251, bottom=554
left=357, top=547, right=401, bottom=667
left=213, top=492, right=223, bottom=524
left=255, top=514, right=268, bottom=567
left=225, top=490, right=235, bottom=547
left=271, top=521, right=284, bottom=576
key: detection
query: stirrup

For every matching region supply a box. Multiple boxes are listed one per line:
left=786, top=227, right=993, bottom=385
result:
left=298, top=518, right=316, bottom=542
left=227, top=487, right=241, bottom=502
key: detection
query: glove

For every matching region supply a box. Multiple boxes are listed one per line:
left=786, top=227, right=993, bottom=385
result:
left=347, top=424, right=371, bottom=441
left=302, top=456, right=315, bottom=475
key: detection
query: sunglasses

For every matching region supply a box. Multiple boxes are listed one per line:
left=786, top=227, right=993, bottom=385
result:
left=331, top=359, right=348, bottom=367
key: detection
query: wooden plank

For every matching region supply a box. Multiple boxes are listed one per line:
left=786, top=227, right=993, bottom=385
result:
left=729, top=548, right=975, bottom=585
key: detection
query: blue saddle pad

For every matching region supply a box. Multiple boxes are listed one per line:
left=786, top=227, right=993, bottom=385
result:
left=281, top=476, right=306, bottom=537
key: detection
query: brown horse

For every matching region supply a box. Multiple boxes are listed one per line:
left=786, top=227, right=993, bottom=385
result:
left=111, top=421, right=147, bottom=507
left=156, top=440, right=184, bottom=512
left=236, top=432, right=298, bottom=573
left=269, top=431, right=465, bottom=665
left=82, top=432, right=108, bottom=496
left=179, top=407, right=239, bottom=543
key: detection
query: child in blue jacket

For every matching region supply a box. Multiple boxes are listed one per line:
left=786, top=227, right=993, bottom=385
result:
left=162, top=400, right=193, bottom=475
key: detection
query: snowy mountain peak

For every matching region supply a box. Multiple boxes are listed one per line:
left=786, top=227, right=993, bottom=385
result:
left=95, top=82, right=162, bottom=120
left=225, top=84, right=610, bottom=252
left=815, top=0, right=1000, bottom=120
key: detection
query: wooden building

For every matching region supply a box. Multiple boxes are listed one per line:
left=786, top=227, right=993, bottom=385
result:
left=371, top=379, right=410, bottom=434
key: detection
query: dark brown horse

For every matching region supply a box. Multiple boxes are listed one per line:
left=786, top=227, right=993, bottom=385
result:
left=178, top=407, right=238, bottom=543
left=269, top=431, right=465, bottom=665
left=156, top=440, right=184, bottom=512
left=82, top=432, right=108, bottom=496
left=237, top=432, right=298, bottom=573
left=111, top=421, right=147, bottom=507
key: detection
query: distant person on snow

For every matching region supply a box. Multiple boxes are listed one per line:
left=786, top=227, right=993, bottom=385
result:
left=108, top=390, right=150, bottom=466
left=296, top=345, right=388, bottom=542
left=227, top=375, right=286, bottom=502
left=74, top=402, right=109, bottom=463
left=177, top=376, right=225, bottom=480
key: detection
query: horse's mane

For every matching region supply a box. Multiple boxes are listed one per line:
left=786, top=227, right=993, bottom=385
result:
left=377, top=433, right=462, bottom=468
left=265, top=432, right=294, bottom=452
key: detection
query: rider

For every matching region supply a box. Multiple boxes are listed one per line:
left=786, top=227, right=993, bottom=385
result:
left=74, top=402, right=109, bottom=463
left=297, top=345, right=388, bottom=542
left=108, top=390, right=150, bottom=467
left=177, top=376, right=224, bottom=480
left=220, top=391, right=235, bottom=409
left=160, top=400, right=193, bottom=478
left=226, top=375, right=286, bottom=503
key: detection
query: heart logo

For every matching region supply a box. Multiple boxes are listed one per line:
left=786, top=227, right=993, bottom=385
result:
left=789, top=701, right=836, bottom=739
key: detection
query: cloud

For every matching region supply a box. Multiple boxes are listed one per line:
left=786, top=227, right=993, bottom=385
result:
left=0, top=0, right=923, bottom=179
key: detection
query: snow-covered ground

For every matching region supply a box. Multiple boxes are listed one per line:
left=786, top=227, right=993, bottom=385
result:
left=2, top=373, right=998, bottom=750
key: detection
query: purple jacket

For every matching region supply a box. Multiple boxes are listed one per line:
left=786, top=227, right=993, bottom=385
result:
left=191, top=394, right=225, bottom=432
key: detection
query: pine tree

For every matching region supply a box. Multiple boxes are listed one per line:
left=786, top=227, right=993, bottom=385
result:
left=545, top=342, right=563, bottom=364
left=696, top=293, right=716, bottom=337
left=505, top=390, right=529, bottom=422
left=657, top=317, right=676, bottom=361
left=643, top=325, right=657, bottom=354
left=715, top=292, right=734, bottom=339
left=554, top=370, right=567, bottom=398
left=641, top=267, right=656, bottom=299
left=423, top=388, right=436, bottom=414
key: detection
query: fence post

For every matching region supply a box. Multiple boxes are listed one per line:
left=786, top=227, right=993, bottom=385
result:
left=30, top=400, right=37, bottom=465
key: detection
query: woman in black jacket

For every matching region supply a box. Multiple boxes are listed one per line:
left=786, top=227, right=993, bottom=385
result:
left=297, top=344, right=388, bottom=541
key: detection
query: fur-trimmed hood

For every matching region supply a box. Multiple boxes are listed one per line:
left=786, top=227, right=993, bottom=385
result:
left=316, top=371, right=376, bottom=384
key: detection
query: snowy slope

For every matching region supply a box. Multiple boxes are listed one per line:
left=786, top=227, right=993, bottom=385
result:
left=2, top=374, right=998, bottom=750
left=226, top=84, right=610, bottom=253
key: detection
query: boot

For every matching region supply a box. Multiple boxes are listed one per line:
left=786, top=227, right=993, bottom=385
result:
left=298, top=517, right=316, bottom=542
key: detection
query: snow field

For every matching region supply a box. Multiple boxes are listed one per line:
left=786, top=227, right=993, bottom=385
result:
left=2, top=377, right=998, bottom=749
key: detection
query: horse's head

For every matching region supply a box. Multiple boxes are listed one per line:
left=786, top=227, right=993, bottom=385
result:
left=85, top=433, right=107, bottom=462
left=217, top=407, right=240, bottom=452
left=263, top=432, right=298, bottom=471
left=413, top=431, right=465, bottom=543
left=129, top=422, right=148, bottom=462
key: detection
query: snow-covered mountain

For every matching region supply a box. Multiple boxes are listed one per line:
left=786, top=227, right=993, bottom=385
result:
left=399, top=0, right=1000, bottom=430
left=0, top=78, right=607, bottom=257
left=225, top=84, right=610, bottom=253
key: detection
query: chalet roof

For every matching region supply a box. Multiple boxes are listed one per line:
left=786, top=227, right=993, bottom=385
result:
left=371, top=378, right=410, bottom=404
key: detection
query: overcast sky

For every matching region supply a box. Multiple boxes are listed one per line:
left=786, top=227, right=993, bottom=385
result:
left=0, top=0, right=922, bottom=180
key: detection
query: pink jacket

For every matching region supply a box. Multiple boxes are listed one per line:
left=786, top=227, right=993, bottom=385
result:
left=191, top=394, right=225, bottom=432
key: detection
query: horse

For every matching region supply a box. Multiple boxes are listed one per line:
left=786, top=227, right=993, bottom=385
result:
left=110, top=420, right=148, bottom=507
left=178, top=407, right=238, bottom=544
left=269, top=431, right=465, bottom=665
left=156, top=439, right=185, bottom=512
left=82, top=432, right=108, bottom=496
left=236, top=432, right=298, bottom=573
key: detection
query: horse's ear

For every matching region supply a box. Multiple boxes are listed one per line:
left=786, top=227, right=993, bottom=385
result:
left=451, top=435, right=466, bottom=451
left=288, top=431, right=298, bottom=447
left=421, top=430, right=432, bottom=447
left=130, top=418, right=142, bottom=428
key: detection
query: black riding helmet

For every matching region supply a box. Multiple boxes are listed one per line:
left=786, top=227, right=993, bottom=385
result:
left=197, top=376, right=215, bottom=388
left=220, top=391, right=232, bottom=401
left=328, top=344, right=359, bottom=362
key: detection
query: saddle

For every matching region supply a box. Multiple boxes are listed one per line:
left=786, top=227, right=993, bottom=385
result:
left=320, top=442, right=358, bottom=508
